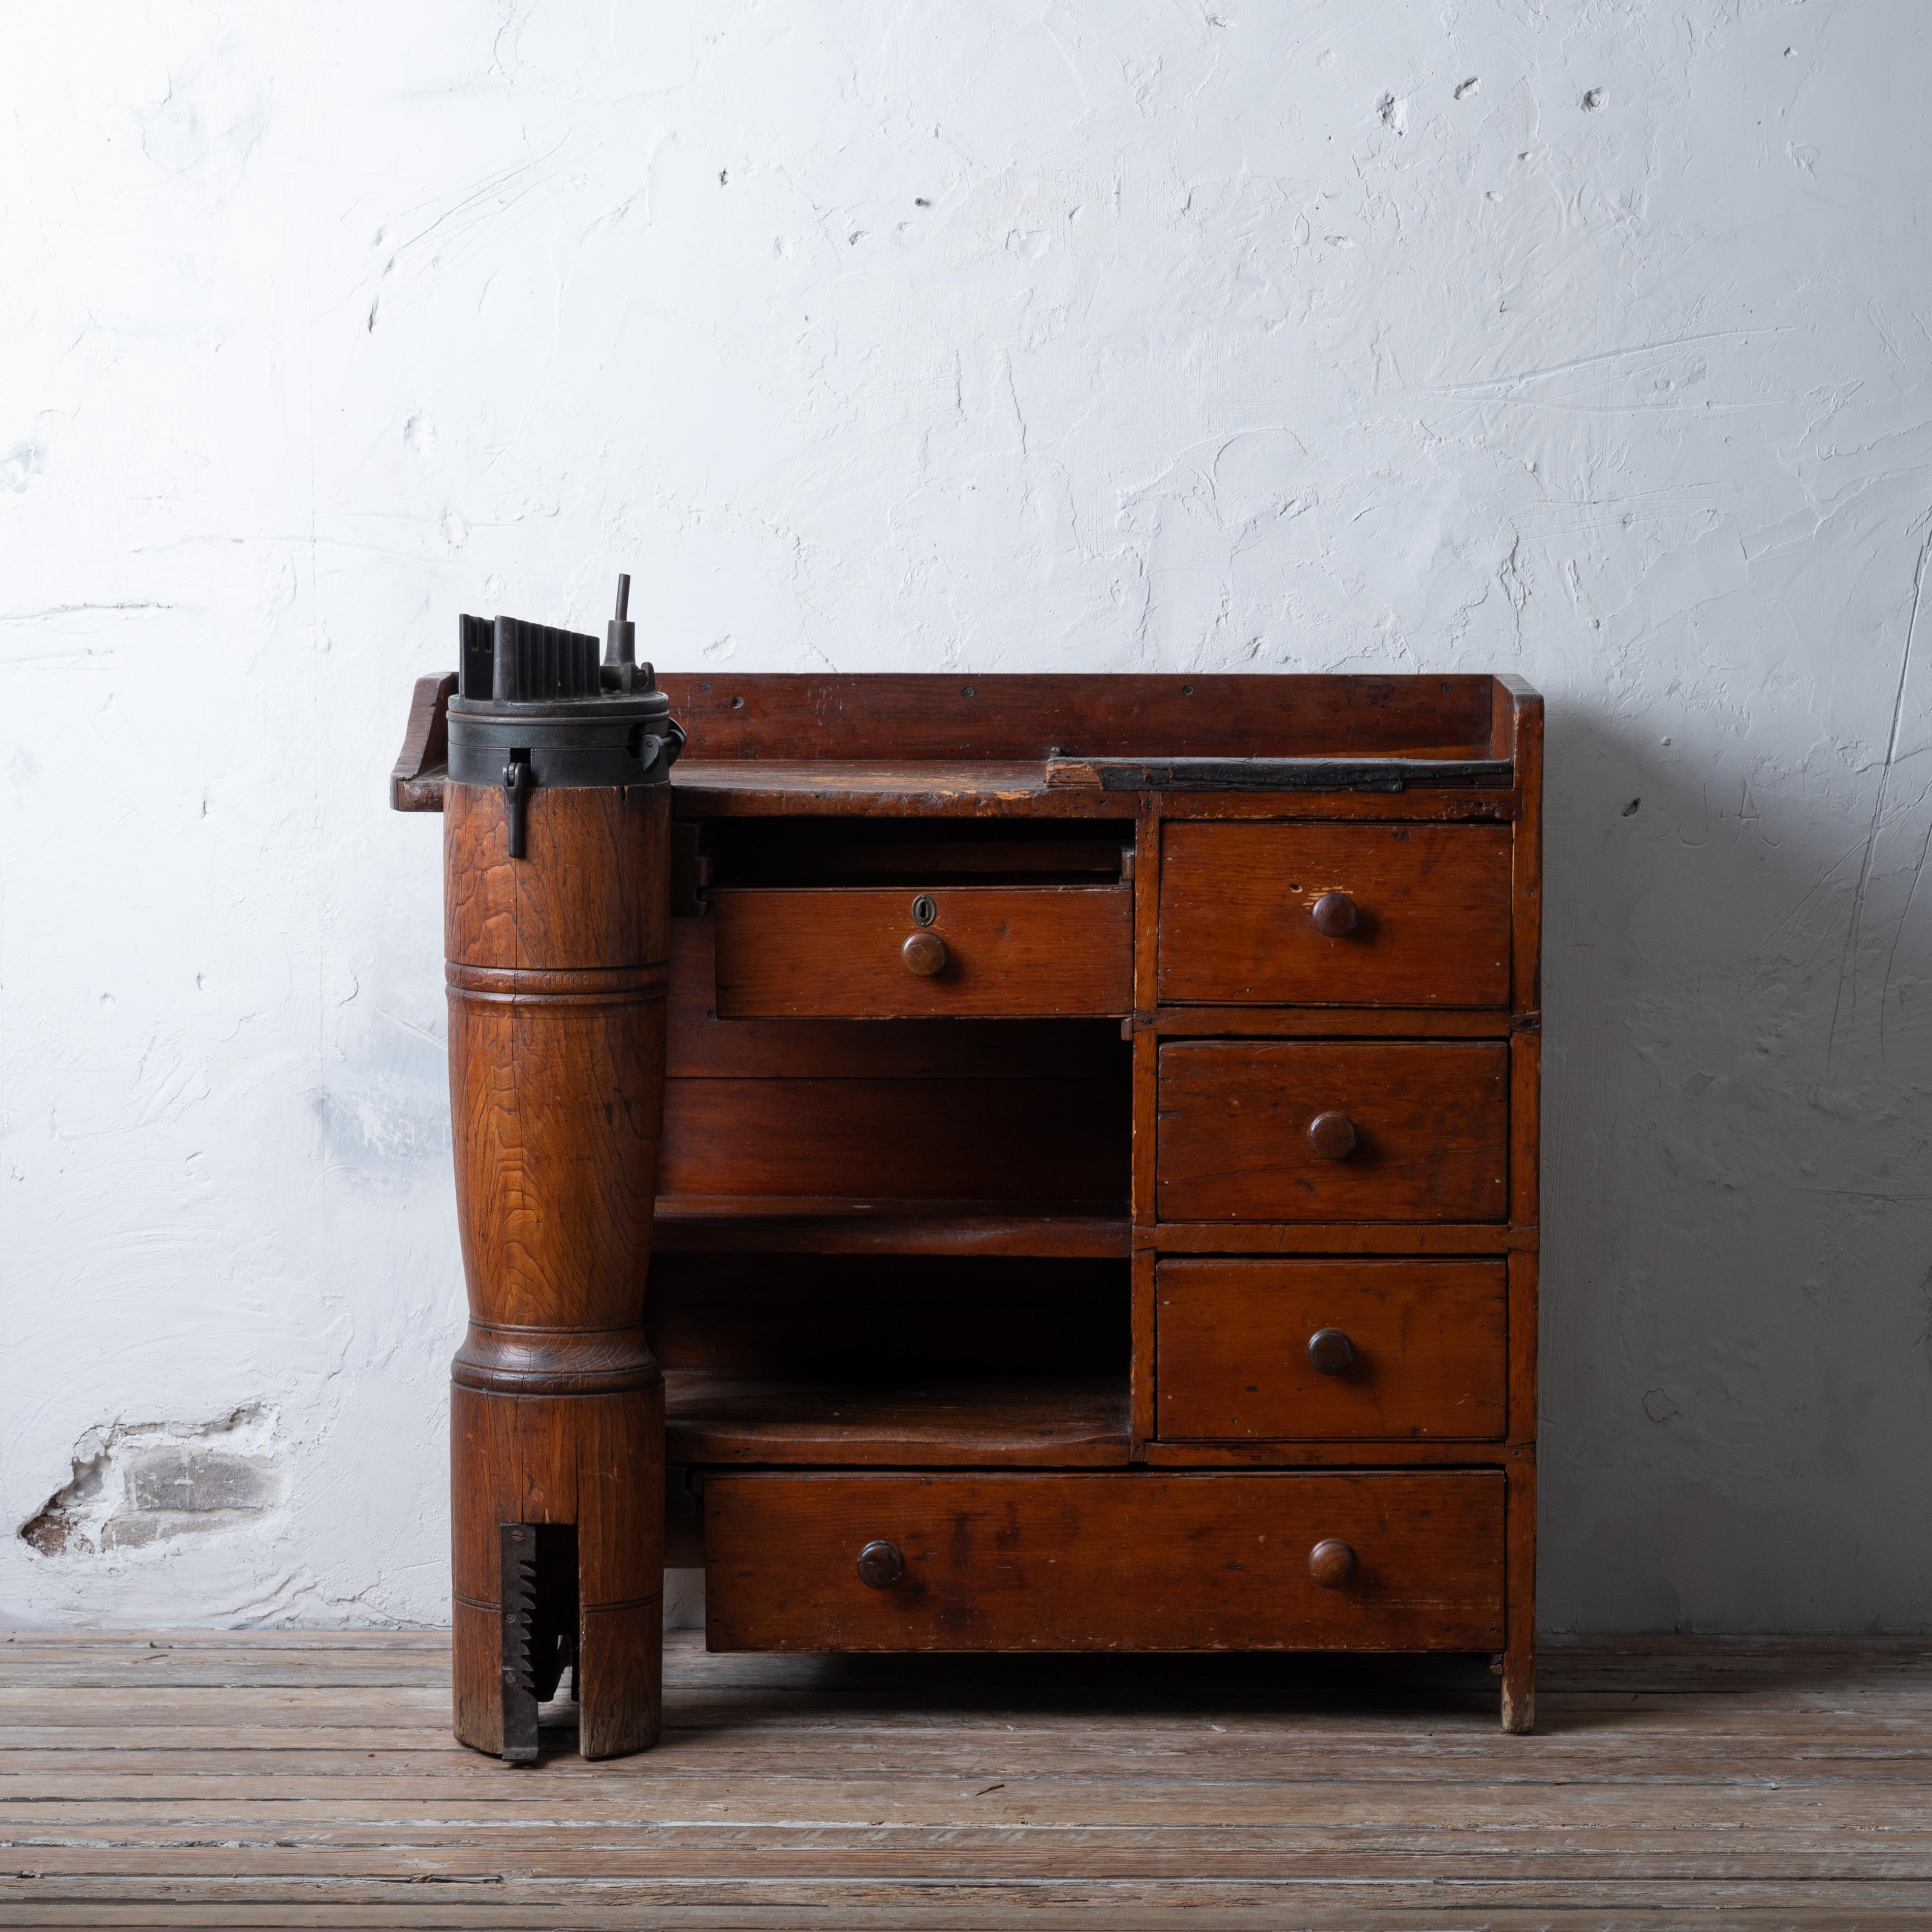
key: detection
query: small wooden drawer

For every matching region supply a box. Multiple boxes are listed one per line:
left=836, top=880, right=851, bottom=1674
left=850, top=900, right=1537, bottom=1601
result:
left=1156, top=1040, right=1508, bottom=1221
left=1157, top=1259, right=1508, bottom=1441
left=711, top=886, right=1133, bottom=1018
left=704, top=1470, right=1504, bottom=1651
left=1157, top=823, right=1512, bottom=1006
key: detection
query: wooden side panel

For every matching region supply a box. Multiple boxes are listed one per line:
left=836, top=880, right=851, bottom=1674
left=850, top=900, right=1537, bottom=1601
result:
left=1155, top=1260, right=1507, bottom=1442
left=711, top=885, right=1132, bottom=1018
left=1511, top=1029, right=1541, bottom=1227
left=1156, top=1041, right=1509, bottom=1222
left=659, top=673, right=1499, bottom=762
left=1130, top=1246, right=1157, bottom=1453
left=658, top=1076, right=1129, bottom=1203
left=1157, top=823, right=1512, bottom=1006
left=1507, top=680, right=1544, bottom=1013
left=391, top=671, right=454, bottom=811
left=1508, top=1248, right=1539, bottom=1449
left=704, top=1471, right=1505, bottom=1652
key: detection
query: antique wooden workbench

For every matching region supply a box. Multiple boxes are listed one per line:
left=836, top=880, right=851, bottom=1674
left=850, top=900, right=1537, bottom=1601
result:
left=393, top=671, right=1542, bottom=1755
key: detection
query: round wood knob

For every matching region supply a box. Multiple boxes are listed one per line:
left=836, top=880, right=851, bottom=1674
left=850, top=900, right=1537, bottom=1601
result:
left=856, top=1539, right=905, bottom=1589
left=1308, top=1538, right=1356, bottom=1589
left=1307, top=1327, right=1355, bottom=1376
left=1310, top=891, right=1358, bottom=937
left=1308, top=1111, right=1357, bottom=1160
left=901, top=931, right=947, bottom=976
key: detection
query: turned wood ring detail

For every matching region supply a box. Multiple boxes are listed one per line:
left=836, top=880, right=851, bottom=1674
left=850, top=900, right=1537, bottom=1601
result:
left=1307, top=1110, right=1357, bottom=1160
left=902, top=930, right=947, bottom=976
left=1307, top=1538, right=1356, bottom=1589
left=857, top=1539, right=906, bottom=1589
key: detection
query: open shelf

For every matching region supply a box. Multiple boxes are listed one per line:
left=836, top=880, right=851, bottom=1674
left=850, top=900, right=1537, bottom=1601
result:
left=654, top=1196, right=1130, bottom=1258
left=664, top=1372, right=1130, bottom=1468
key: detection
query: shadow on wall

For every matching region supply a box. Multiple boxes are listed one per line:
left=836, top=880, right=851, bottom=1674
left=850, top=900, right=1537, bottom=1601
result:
left=1536, top=700, right=1932, bottom=1633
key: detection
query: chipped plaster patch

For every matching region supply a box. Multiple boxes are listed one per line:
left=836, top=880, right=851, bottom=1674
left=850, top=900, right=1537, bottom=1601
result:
left=21, top=1409, right=283, bottom=1559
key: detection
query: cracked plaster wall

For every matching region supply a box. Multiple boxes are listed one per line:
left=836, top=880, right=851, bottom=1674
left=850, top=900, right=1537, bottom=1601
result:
left=4, top=0, right=1929, bottom=1631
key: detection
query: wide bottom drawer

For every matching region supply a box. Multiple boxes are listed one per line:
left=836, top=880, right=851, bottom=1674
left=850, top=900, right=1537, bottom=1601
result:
left=703, top=1471, right=1504, bottom=1652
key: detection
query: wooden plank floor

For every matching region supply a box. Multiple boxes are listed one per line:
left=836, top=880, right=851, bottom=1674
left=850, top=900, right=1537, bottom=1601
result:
left=2, top=1631, right=1928, bottom=1928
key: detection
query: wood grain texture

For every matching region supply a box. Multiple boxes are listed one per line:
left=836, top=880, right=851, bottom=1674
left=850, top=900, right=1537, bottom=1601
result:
left=672, top=758, right=1128, bottom=818
left=653, top=1198, right=1130, bottom=1257
left=711, top=884, right=1132, bottom=1017
left=1503, top=676, right=1544, bottom=1013
left=658, top=1075, right=1129, bottom=1204
left=1154, top=1005, right=1514, bottom=1036
left=389, top=671, right=454, bottom=811
left=665, top=1373, right=1130, bottom=1466
left=6, top=1631, right=1927, bottom=1926
left=704, top=1471, right=1505, bottom=1653
left=1156, top=1041, right=1509, bottom=1223
left=1130, top=1246, right=1157, bottom=1453
left=445, top=986, right=664, bottom=1380
left=659, top=673, right=1499, bottom=762
left=1504, top=1454, right=1537, bottom=1735
left=1157, top=822, right=1512, bottom=1006
left=1156, top=1260, right=1508, bottom=1443
left=1148, top=1221, right=1538, bottom=1254
left=667, top=765, right=1521, bottom=826
left=441, top=778, right=672, bottom=1758
left=449, top=1385, right=664, bottom=1758
left=1507, top=1249, right=1539, bottom=1448
left=445, top=782, right=670, bottom=971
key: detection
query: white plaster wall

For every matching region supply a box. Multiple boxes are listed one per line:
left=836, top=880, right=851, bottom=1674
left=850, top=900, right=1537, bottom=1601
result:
left=4, top=0, right=1929, bottom=1632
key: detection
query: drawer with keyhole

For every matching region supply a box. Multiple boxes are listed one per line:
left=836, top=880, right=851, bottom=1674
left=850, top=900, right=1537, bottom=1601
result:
left=709, top=885, right=1133, bottom=1018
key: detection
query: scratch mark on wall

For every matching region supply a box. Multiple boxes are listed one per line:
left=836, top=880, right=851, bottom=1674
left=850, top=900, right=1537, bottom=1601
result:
left=1832, top=509, right=1932, bottom=1059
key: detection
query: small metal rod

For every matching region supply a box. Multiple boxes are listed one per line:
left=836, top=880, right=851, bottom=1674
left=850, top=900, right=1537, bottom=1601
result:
left=503, top=758, right=532, bottom=859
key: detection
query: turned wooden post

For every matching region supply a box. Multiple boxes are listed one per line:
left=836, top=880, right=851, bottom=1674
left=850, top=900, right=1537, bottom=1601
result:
left=444, top=779, right=671, bottom=1758
left=430, top=585, right=680, bottom=1761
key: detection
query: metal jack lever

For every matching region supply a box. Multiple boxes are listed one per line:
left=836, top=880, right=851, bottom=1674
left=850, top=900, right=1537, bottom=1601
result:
left=498, top=1523, right=578, bottom=1764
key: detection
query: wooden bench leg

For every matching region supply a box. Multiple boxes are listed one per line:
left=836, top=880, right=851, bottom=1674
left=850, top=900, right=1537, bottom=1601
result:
left=442, top=780, right=671, bottom=1761
left=451, top=1387, right=663, bottom=1760
left=1501, top=1455, right=1536, bottom=1733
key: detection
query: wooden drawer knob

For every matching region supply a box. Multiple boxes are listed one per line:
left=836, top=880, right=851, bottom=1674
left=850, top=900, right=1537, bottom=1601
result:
left=1307, top=1111, right=1357, bottom=1160
left=1307, top=1327, right=1355, bottom=1376
left=1310, top=891, right=1358, bottom=937
left=856, top=1539, right=906, bottom=1589
left=901, top=931, right=947, bottom=976
left=1308, top=1538, right=1356, bottom=1589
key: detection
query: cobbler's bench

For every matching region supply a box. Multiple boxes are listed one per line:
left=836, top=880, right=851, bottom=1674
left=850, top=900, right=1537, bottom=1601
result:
left=392, top=673, right=1542, bottom=1754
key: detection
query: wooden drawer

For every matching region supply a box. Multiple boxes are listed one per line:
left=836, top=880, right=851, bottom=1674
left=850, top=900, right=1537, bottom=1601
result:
left=1157, top=823, right=1512, bottom=1006
left=711, top=886, right=1133, bottom=1018
left=1156, top=1040, right=1508, bottom=1222
left=704, top=1471, right=1504, bottom=1651
left=1157, top=1259, right=1508, bottom=1441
